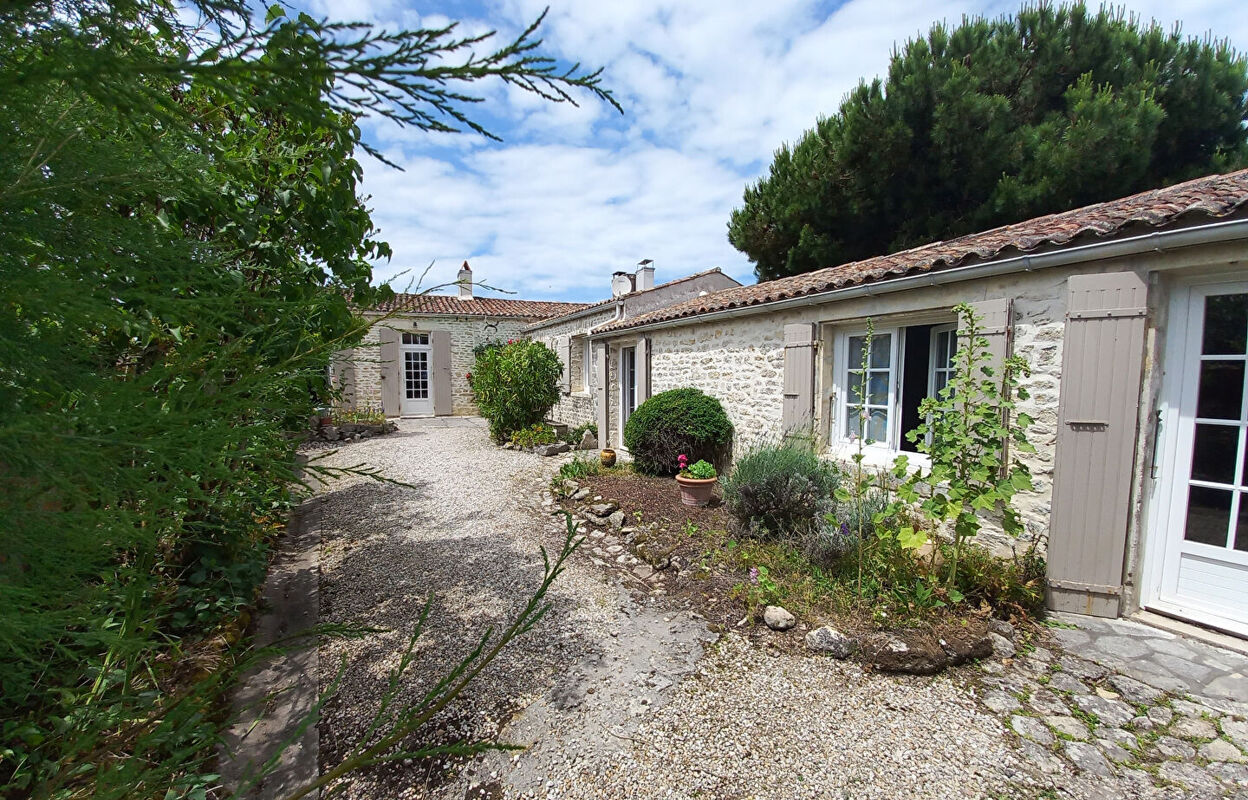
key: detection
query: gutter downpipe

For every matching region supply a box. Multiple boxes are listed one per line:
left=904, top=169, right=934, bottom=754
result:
left=589, top=218, right=1248, bottom=339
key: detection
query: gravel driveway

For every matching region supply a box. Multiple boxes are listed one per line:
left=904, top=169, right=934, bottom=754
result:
left=308, top=418, right=1240, bottom=800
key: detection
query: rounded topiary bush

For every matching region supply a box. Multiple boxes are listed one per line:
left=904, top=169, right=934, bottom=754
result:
left=470, top=340, right=562, bottom=441
left=623, top=387, right=732, bottom=475
left=722, top=436, right=839, bottom=538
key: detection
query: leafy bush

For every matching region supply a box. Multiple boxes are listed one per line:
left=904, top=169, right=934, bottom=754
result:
left=722, top=436, right=839, bottom=537
left=563, top=421, right=598, bottom=445
left=683, top=459, right=717, bottom=479
left=558, top=455, right=602, bottom=481
left=509, top=422, right=557, bottom=449
left=471, top=340, right=563, bottom=441
left=948, top=541, right=1047, bottom=617
left=623, top=387, right=732, bottom=475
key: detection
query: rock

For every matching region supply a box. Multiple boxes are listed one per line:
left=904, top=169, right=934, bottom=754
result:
left=805, top=626, right=856, bottom=658
left=1106, top=674, right=1164, bottom=705
left=1028, top=688, right=1071, bottom=716
left=1095, top=726, right=1138, bottom=751
left=561, top=479, right=580, bottom=493
left=571, top=488, right=590, bottom=501
left=1200, top=738, right=1245, bottom=763
left=1170, top=716, right=1217, bottom=740
left=502, top=441, right=515, bottom=450
left=578, top=430, right=598, bottom=450
left=1074, top=694, right=1136, bottom=727
left=607, top=510, right=626, bottom=529
left=1153, top=735, right=1196, bottom=760
left=860, top=632, right=948, bottom=675
left=1063, top=741, right=1114, bottom=777
left=1208, top=761, right=1248, bottom=785
left=588, top=502, right=618, bottom=517
left=1096, top=739, right=1133, bottom=764
left=987, top=619, right=1015, bottom=640
left=632, top=565, right=654, bottom=580
left=982, top=690, right=1021, bottom=714
left=1030, top=647, right=1054, bottom=662
left=1048, top=672, right=1091, bottom=695
left=322, top=426, right=340, bottom=441
left=1222, top=718, right=1248, bottom=751
left=535, top=442, right=571, bottom=456
left=1146, top=706, right=1173, bottom=726
left=987, top=632, right=1015, bottom=659
left=1158, top=761, right=1223, bottom=792
left=1059, top=655, right=1108, bottom=682
left=1011, top=715, right=1054, bottom=745
left=1171, top=698, right=1214, bottom=718
left=1094, top=686, right=1120, bottom=700
left=938, top=630, right=993, bottom=665
left=1045, top=715, right=1091, bottom=740
left=762, top=605, right=796, bottom=632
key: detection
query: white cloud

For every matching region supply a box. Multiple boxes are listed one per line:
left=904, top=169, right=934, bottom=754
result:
left=339, top=0, right=1248, bottom=302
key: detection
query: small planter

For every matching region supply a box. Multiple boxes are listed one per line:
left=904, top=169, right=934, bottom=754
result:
left=675, top=474, right=717, bottom=507
left=600, top=448, right=617, bottom=468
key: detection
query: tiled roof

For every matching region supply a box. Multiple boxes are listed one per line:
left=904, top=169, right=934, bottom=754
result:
left=372, top=293, right=590, bottom=319
left=599, top=169, right=1248, bottom=334
left=525, top=267, right=740, bottom=331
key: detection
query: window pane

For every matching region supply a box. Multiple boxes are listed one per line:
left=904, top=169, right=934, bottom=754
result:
left=1197, top=361, right=1244, bottom=420
left=867, top=409, right=888, bottom=442
left=867, top=372, right=890, bottom=405
left=846, top=406, right=865, bottom=439
left=1237, top=493, right=1248, bottom=552
left=933, top=371, right=950, bottom=395
left=848, top=371, right=865, bottom=405
left=935, top=330, right=955, bottom=368
left=1191, top=424, right=1240, bottom=484
left=1202, top=294, right=1248, bottom=355
left=849, top=336, right=866, bottom=370
left=870, top=333, right=892, bottom=368
left=1184, top=486, right=1231, bottom=547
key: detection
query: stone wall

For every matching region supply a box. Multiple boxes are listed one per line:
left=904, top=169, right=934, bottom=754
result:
left=527, top=307, right=616, bottom=429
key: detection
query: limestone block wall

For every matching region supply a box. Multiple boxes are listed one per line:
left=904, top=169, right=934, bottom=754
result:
left=527, top=307, right=615, bottom=429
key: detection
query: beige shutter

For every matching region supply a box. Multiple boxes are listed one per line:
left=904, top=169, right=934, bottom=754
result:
left=379, top=325, right=401, bottom=418
left=959, top=298, right=1014, bottom=375
left=1047, top=272, right=1148, bottom=618
left=557, top=335, right=572, bottom=393
left=636, top=337, right=650, bottom=403
left=783, top=323, right=816, bottom=434
left=594, top=341, right=610, bottom=446
left=431, top=330, right=452, bottom=416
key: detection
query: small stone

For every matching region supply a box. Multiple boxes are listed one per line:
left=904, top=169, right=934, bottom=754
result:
left=1106, top=674, right=1164, bottom=705
left=1074, top=694, right=1136, bottom=727
left=987, top=619, right=1015, bottom=640
left=938, top=630, right=992, bottom=665
left=1094, top=686, right=1120, bottom=700
left=1208, top=761, right=1248, bottom=785
left=1223, top=718, right=1248, bottom=751
left=805, top=626, right=856, bottom=658
left=632, top=565, right=654, bottom=580
left=578, top=430, right=598, bottom=450
left=1170, top=716, right=1217, bottom=740
left=1171, top=698, right=1213, bottom=718
left=983, top=690, right=1021, bottom=714
left=1046, top=715, right=1090, bottom=740
left=1012, top=715, right=1054, bottom=745
left=763, top=605, right=796, bottom=631
left=988, top=632, right=1015, bottom=659
left=1029, top=647, right=1054, bottom=662
left=1029, top=688, right=1070, bottom=716
left=1146, top=706, right=1174, bottom=726
left=1094, top=726, right=1138, bottom=751
left=1059, top=655, right=1108, bottom=682
left=571, top=488, right=590, bottom=501
left=1048, top=672, right=1091, bottom=695
left=1158, top=761, right=1223, bottom=792
left=607, top=510, right=626, bottom=529
left=1096, top=739, right=1133, bottom=764
left=1201, top=738, right=1245, bottom=763
left=1063, top=741, right=1113, bottom=777
left=981, top=661, right=1005, bottom=675
left=588, top=502, right=618, bottom=517
left=1153, top=735, right=1196, bottom=760
left=561, top=479, right=580, bottom=492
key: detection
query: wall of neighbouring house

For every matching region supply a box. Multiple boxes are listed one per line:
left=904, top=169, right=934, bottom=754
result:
left=347, top=313, right=532, bottom=416
left=526, top=307, right=616, bottom=429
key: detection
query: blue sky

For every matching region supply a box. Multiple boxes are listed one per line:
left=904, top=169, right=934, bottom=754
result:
left=301, top=0, right=1248, bottom=303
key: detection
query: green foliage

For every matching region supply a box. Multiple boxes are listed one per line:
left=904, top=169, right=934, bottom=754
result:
left=623, top=388, right=734, bottom=475
left=563, top=421, right=598, bottom=445
left=332, top=405, right=387, bottom=425
left=721, top=436, right=839, bottom=537
left=0, top=1, right=616, bottom=797
left=509, top=423, right=558, bottom=449
left=887, top=303, right=1036, bottom=588
left=948, top=542, right=1048, bottom=617
left=557, top=455, right=602, bottom=482
left=684, top=460, right=718, bottom=480
left=729, top=3, right=1248, bottom=281
left=471, top=340, right=564, bottom=441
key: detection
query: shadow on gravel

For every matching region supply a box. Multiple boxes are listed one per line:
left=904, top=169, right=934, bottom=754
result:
left=317, top=486, right=597, bottom=798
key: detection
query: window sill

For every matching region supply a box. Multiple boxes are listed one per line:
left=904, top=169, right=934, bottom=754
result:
left=824, top=441, right=931, bottom=473
left=565, top=390, right=592, bottom=398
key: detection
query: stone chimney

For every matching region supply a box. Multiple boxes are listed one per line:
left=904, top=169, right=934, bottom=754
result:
left=457, top=261, right=473, bottom=300
left=611, top=270, right=635, bottom=298
left=635, top=259, right=655, bottom=291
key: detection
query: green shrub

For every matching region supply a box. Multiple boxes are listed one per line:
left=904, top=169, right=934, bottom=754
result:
left=470, top=340, right=562, bottom=441
left=623, top=387, right=732, bottom=475
left=509, top=422, right=557, bottom=449
left=722, top=436, right=839, bottom=537
left=948, top=541, right=1047, bottom=617
left=563, top=421, right=598, bottom=445
left=557, top=454, right=602, bottom=481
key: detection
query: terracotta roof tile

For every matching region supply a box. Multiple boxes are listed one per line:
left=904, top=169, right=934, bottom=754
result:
left=599, top=169, right=1248, bottom=334
left=523, top=267, right=740, bottom=330
left=371, top=294, right=590, bottom=319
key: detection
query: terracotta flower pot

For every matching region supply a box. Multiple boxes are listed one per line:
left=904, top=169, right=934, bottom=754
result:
left=600, top=448, right=617, bottom=467
left=675, top=474, right=717, bottom=507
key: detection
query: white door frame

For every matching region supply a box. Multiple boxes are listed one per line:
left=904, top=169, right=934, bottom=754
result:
left=619, top=345, right=636, bottom=446
left=400, top=332, right=434, bottom=417
left=1143, top=277, right=1248, bottom=637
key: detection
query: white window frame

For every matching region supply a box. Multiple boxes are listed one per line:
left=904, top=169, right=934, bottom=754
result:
left=927, top=323, right=958, bottom=399
left=619, top=345, right=637, bottom=445
left=830, top=321, right=958, bottom=466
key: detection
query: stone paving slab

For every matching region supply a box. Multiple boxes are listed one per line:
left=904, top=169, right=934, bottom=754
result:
left=1047, top=612, right=1248, bottom=709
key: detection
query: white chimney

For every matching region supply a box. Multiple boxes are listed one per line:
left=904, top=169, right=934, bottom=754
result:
left=635, top=259, right=655, bottom=291
left=457, top=260, right=473, bottom=300
left=611, top=270, right=634, bottom=298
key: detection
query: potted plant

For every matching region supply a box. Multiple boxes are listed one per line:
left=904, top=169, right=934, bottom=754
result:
left=675, top=454, right=718, bottom=507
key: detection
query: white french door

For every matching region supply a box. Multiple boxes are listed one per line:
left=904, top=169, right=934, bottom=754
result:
left=1148, top=281, right=1248, bottom=637
left=619, top=346, right=637, bottom=444
left=400, top=332, right=433, bottom=417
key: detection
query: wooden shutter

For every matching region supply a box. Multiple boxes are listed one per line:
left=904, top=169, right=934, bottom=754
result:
left=960, top=298, right=1014, bottom=375
left=557, top=335, right=572, bottom=393
left=594, top=341, right=610, bottom=446
left=783, top=323, right=816, bottom=433
left=379, top=325, right=400, bottom=418
left=636, top=337, right=650, bottom=403
left=1047, top=272, right=1148, bottom=618
left=431, top=330, right=452, bottom=416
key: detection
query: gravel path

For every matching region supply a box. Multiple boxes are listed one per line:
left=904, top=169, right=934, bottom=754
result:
left=310, top=419, right=1247, bottom=800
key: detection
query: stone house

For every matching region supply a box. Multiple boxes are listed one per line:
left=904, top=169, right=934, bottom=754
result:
left=590, top=170, right=1248, bottom=637
left=524, top=264, right=741, bottom=429
left=332, top=262, right=589, bottom=418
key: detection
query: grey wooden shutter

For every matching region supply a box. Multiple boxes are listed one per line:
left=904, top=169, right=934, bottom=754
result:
left=782, top=323, right=816, bottom=433
left=431, top=330, right=452, bottom=416
left=636, top=337, right=650, bottom=403
left=960, top=298, right=1014, bottom=375
left=594, top=341, right=610, bottom=446
left=557, top=335, right=572, bottom=393
left=379, top=325, right=400, bottom=417
left=1047, top=272, right=1148, bottom=618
